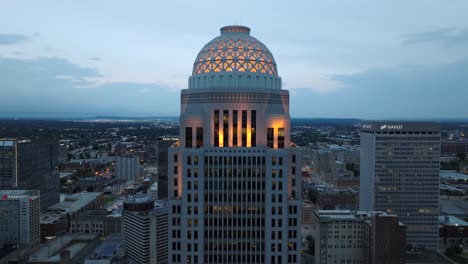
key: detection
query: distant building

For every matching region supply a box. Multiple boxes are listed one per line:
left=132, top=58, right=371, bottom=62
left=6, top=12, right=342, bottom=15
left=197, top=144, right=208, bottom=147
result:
left=47, top=192, right=104, bottom=221
left=122, top=196, right=168, bottom=264
left=313, top=210, right=406, bottom=264
left=315, top=187, right=359, bottom=210
left=0, top=190, right=40, bottom=249
left=156, top=136, right=179, bottom=199
left=441, top=141, right=468, bottom=155
left=115, top=156, right=140, bottom=181
left=438, top=215, right=468, bottom=250
left=149, top=181, right=158, bottom=201
left=360, top=122, right=440, bottom=250
left=0, top=139, right=60, bottom=210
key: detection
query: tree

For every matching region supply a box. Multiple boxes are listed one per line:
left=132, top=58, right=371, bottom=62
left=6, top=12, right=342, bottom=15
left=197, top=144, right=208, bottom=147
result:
left=306, top=235, right=315, bottom=255
left=308, top=191, right=318, bottom=204
left=445, top=244, right=463, bottom=256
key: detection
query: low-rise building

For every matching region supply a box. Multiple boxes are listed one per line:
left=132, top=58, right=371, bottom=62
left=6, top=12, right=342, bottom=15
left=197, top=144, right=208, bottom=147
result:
left=438, top=215, right=468, bottom=250
left=313, top=210, right=406, bottom=264
left=40, top=212, right=68, bottom=239
left=315, top=188, right=359, bottom=210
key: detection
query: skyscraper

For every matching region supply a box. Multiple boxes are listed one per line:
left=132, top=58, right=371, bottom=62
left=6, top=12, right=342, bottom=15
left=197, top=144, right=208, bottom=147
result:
left=157, top=136, right=179, bottom=199
left=360, top=122, right=440, bottom=250
left=0, top=139, right=59, bottom=210
left=168, top=25, right=302, bottom=264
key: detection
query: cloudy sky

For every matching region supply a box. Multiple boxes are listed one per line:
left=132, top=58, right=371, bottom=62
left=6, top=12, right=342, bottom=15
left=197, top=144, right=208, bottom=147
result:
left=1, top=1, right=467, bottom=119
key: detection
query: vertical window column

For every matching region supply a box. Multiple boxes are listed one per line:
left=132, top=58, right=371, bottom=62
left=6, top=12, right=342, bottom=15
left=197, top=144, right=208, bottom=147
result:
left=185, top=127, right=193, bottom=148
left=242, top=110, right=247, bottom=147
left=214, top=110, right=219, bottom=147
left=251, top=110, right=256, bottom=147
left=223, top=110, right=229, bottom=147
left=233, top=110, right=238, bottom=147
left=278, top=128, right=285, bottom=148
left=196, top=127, right=203, bottom=148
left=267, top=128, right=274, bottom=148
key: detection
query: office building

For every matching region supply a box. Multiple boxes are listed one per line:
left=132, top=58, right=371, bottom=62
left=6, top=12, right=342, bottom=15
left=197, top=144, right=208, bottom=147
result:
left=313, top=210, right=406, bottom=264
left=0, top=139, right=59, bottom=210
left=115, top=156, right=140, bottom=181
left=360, top=122, right=440, bottom=250
left=122, top=196, right=168, bottom=264
left=0, top=190, right=40, bottom=249
left=168, top=25, right=302, bottom=264
left=157, top=136, right=179, bottom=199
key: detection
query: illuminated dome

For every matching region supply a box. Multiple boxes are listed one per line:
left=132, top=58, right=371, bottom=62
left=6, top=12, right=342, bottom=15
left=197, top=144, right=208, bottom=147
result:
left=192, top=25, right=278, bottom=76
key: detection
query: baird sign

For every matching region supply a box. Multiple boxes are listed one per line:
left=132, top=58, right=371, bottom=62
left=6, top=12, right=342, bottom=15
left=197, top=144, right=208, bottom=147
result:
left=380, top=124, right=403, bottom=130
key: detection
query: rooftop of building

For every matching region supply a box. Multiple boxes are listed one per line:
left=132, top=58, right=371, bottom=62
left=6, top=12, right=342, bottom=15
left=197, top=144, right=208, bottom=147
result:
left=440, top=170, right=468, bottom=181
left=47, top=192, right=102, bottom=214
left=406, top=250, right=454, bottom=264
left=361, top=121, right=440, bottom=132
left=29, top=234, right=98, bottom=263
left=40, top=211, right=66, bottom=224
left=316, top=210, right=396, bottom=221
left=73, top=209, right=109, bottom=221
left=85, top=233, right=122, bottom=261
left=439, top=215, right=468, bottom=227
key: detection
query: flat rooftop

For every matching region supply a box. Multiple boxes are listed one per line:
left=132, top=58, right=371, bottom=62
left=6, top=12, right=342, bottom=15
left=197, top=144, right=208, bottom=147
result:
left=29, top=234, right=97, bottom=263
left=439, top=215, right=468, bottom=227
left=86, top=233, right=121, bottom=260
left=440, top=170, right=468, bottom=181
left=48, top=192, right=102, bottom=214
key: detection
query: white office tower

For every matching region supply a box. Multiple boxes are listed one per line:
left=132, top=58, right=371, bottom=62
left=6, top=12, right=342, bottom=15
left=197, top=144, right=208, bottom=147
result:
left=168, top=25, right=302, bottom=264
left=122, top=196, right=168, bottom=264
left=116, top=156, right=140, bottom=181
left=360, top=122, right=440, bottom=250
left=0, top=190, right=40, bottom=249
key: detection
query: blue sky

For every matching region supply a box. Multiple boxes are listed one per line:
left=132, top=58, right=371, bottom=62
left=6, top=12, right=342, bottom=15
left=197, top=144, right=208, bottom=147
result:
left=1, top=1, right=467, bottom=118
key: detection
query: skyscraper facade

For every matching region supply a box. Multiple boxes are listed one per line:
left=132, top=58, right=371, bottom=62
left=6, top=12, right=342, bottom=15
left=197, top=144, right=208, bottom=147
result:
left=0, top=139, right=59, bottom=210
left=122, top=196, right=168, bottom=264
left=168, top=25, right=302, bottom=264
left=360, top=122, right=440, bottom=250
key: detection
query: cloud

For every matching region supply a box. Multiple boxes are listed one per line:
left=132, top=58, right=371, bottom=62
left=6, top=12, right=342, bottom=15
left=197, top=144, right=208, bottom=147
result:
left=89, top=57, right=102, bottom=61
left=289, top=59, right=468, bottom=119
left=0, top=56, right=179, bottom=117
left=402, top=27, right=468, bottom=46
left=0, top=33, right=33, bottom=45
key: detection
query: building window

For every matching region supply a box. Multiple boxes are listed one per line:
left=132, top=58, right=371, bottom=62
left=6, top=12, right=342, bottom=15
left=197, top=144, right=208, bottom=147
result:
left=233, top=110, right=238, bottom=146
left=214, top=110, right=219, bottom=147
left=251, top=110, right=256, bottom=147
left=242, top=110, right=247, bottom=147
left=196, top=127, right=203, bottom=148
left=186, top=127, right=193, bottom=148
left=267, top=128, right=274, bottom=148
left=278, top=128, right=285, bottom=148
left=223, top=110, right=229, bottom=147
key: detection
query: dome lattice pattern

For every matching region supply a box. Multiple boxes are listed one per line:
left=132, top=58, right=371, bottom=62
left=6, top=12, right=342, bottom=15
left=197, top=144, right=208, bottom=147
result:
left=192, top=26, right=278, bottom=76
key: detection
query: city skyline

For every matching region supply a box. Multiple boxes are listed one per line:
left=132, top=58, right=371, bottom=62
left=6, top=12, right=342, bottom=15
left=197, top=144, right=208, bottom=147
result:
left=1, top=1, right=468, bottom=118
